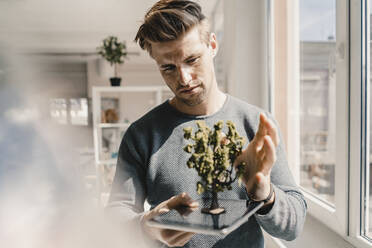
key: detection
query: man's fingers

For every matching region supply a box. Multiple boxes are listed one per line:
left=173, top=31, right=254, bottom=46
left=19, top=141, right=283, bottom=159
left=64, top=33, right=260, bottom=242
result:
left=176, top=204, right=199, bottom=216
left=167, top=231, right=195, bottom=247
left=160, top=229, right=194, bottom=246
left=233, top=151, right=244, bottom=168
left=261, top=135, right=276, bottom=174
left=143, top=206, right=169, bottom=221
left=158, top=208, right=170, bottom=214
left=253, top=113, right=267, bottom=147
left=254, top=113, right=280, bottom=148
left=160, top=229, right=180, bottom=241
left=144, top=193, right=198, bottom=222
left=264, top=117, right=280, bottom=147
left=257, top=145, right=265, bottom=161
left=167, top=192, right=198, bottom=210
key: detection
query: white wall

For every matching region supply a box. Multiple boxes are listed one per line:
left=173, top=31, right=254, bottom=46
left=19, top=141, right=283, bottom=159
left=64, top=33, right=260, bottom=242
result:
left=20, top=57, right=95, bottom=150
left=282, top=215, right=355, bottom=248
left=223, top=0, right=268, bottom=110
left=87, top=56, right=164, bottom=98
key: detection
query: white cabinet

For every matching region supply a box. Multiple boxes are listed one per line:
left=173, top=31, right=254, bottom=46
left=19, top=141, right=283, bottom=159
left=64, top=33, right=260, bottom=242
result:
left=92, top=86, right=172, bottom=206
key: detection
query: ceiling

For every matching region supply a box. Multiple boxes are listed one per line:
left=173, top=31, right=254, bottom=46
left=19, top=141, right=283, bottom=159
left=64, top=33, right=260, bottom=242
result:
left=0, top=0, right=219, bottom=60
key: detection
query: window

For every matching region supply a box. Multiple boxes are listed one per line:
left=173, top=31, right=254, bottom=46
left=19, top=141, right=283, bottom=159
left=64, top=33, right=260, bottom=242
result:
left=272, top=0, right=372, bottom=246
left=273, top=0, right=348, bottom=239
left=70, top=98, right=89, bottom=126
left=50, top=98, right=68, bottom=124
left=298, top=0, right=336, bottom=205
left=364, top=0, right=372, bottom=240
left=50, top=97, right=89, bottom=126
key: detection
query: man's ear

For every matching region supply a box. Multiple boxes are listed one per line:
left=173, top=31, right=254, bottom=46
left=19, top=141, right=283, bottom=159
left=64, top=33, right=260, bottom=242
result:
left=209, top=33, right=218, bottom=58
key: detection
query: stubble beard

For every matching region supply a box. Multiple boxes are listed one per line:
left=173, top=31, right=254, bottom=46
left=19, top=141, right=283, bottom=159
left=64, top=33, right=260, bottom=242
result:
left=177, top=85, right=207, bottom=107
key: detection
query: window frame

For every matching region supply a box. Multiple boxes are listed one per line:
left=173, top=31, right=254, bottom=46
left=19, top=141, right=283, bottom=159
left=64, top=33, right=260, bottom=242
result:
left=303, top=0, right=349, bottom=237
left=272, top=0, right=350, bottom=238
left=272, top=0, right=372, bottom=246
left=347, top=0, right=371, bottom=247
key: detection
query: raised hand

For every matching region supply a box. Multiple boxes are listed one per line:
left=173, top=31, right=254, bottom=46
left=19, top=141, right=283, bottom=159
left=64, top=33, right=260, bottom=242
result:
left=141, top=192, right=199, bottom=247
left=234, top=113, right=279, bottom=201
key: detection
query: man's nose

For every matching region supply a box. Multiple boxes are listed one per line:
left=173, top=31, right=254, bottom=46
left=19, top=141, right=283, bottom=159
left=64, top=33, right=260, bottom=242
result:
left=178, top=67, right=192, bottom=86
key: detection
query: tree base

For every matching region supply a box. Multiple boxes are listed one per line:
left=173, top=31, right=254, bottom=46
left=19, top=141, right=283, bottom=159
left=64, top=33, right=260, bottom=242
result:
left=201, top=207, right=226, bottom=215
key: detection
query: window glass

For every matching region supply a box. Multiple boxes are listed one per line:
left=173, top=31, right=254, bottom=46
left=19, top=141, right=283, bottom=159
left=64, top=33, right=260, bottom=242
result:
left=299, top=0, right=336, bottom=205
left=70, top=98, right=88, bottom=126
left=50, top=98, right=67, bottom=125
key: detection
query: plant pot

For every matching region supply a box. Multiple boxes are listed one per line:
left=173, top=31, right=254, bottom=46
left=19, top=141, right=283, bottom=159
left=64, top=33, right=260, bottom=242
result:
left=110, top=77, right=122, bottom=86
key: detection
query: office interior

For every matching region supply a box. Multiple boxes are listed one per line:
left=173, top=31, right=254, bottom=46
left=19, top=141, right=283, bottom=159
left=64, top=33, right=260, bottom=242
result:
left=0, top=0, right=370, bottom=247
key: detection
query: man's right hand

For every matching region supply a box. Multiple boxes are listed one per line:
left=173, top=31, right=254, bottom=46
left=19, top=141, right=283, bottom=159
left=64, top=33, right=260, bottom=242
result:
left=141, top=192, right=199, bottom=247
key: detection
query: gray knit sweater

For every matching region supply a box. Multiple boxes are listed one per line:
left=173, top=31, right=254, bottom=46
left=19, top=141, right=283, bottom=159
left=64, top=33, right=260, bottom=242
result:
left=107, top=94, right=307, bottom=248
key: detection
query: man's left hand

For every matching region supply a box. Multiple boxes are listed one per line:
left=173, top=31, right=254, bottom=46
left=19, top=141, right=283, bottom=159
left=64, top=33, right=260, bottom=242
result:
left=234, top=112, right=279, bottom=202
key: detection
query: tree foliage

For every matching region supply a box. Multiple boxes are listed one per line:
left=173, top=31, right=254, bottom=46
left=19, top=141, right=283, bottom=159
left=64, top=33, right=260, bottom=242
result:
left=183, top=120, right=246, bottom=195
left=97, top=36, right=128, bottom=66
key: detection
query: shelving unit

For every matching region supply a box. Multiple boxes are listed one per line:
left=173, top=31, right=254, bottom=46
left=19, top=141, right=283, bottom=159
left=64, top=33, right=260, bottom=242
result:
left=92, top=86, right=172, bottom=206
left=98, top=123, right=131, bottom=128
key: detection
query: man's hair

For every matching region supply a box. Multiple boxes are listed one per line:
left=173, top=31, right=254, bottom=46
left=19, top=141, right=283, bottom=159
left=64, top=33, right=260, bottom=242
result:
left=134, top=0, right=210, bottom=55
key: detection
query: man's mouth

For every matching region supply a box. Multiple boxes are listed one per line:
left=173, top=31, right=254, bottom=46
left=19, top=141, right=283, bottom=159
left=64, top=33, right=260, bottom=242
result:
left=179, top=85, right=199, bottom=94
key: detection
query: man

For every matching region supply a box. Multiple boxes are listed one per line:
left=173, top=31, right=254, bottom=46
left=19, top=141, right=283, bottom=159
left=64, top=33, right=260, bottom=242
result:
left=106, top=0, right=307, bottom=247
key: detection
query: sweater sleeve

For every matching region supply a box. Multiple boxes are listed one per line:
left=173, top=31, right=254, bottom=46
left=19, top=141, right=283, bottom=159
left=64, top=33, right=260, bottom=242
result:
left=105, top=126, right=157, bottom=247
left=106, top=125, right=146, bottom=219
left=254, top=112, right=307, bottom=241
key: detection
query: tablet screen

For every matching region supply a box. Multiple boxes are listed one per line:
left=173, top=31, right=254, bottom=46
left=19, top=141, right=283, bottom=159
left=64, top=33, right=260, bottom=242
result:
left=148, top=198, right=263, bottom=236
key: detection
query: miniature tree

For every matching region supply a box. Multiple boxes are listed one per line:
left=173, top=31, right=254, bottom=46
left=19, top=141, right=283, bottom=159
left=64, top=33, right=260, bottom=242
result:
left=97, top=36, right=128, bottom=86
left=183, top=120, right=246, bottom=215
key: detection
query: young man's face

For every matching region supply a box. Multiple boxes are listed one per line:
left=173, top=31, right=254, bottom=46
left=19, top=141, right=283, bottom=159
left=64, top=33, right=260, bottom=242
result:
left=150, top=26, right=217, bottom=108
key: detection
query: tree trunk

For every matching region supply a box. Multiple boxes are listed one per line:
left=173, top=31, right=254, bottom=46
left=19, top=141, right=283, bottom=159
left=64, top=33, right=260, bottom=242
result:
left=201, top=191, right=225, bottom=215
left=114, top=64, right=118, bottom=78
left=210, top=191, right=219, bottom=210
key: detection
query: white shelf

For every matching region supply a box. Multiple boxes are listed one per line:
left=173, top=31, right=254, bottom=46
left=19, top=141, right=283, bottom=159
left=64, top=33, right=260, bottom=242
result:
left=92, top=85, right=172, bottom=207
left=98, top=123, right=130, bottom=128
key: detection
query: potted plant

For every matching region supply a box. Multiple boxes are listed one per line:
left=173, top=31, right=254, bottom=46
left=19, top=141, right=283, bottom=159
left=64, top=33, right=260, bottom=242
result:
left=183, top=120, right=246, bottom=215
left=97, top=36, right=128, bottom=86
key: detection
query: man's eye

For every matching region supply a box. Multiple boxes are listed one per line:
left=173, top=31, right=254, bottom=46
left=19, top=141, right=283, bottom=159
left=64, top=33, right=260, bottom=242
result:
left=162, top=66, right=175, bottom=73
left=186, top=57, right=199, bottom=64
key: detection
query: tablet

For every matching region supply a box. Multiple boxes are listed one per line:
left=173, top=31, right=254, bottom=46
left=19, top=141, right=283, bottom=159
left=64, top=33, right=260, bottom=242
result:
left=146, top=198, right=264, bottom=236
